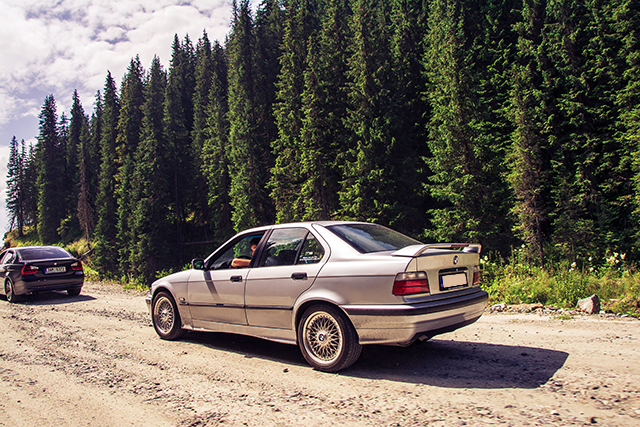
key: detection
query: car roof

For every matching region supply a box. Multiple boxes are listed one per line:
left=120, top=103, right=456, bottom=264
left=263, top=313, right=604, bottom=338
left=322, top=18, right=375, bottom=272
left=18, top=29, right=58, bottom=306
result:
left=14, top=245, right=69, bottom=251
left=241, top=220, right=371, bottom=233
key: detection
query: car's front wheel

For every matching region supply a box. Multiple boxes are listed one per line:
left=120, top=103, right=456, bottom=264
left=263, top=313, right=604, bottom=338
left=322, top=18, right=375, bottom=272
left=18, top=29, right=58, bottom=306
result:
left=298, top=304, right=362, bottom=372
left=5, top=279, right=22, bottom=303
left=152, top=291, right=185, bottom=340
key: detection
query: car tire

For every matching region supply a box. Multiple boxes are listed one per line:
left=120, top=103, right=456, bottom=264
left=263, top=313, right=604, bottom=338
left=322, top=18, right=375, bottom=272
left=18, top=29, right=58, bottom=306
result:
left=152, top=291, right=185, bottom=340
left=67, top=287, right=82, bottom=296
left=5, top=279, right=22, bottom=303
left=298, top=304, right=362, bottom=372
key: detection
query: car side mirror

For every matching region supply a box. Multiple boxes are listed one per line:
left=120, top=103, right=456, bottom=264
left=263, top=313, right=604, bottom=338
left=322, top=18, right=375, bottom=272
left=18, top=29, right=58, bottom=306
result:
left=191, top=258, right=205, bottom=270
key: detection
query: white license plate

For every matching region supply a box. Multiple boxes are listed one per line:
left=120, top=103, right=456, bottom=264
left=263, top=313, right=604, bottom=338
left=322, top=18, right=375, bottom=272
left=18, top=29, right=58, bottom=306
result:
left=45, top=266, right=66, bottom=274
left=440, top=272, right=468, bottom=290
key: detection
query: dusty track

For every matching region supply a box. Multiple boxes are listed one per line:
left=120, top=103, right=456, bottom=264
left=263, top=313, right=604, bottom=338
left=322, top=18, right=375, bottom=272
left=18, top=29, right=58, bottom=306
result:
left=1, top=281, right=639, bottom=426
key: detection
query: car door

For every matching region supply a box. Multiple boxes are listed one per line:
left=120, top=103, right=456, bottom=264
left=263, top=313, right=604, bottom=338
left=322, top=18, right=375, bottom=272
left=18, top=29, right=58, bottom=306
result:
left=245, top=227, right=327, bottom=329
left=187, top=233, right=265, bottom=326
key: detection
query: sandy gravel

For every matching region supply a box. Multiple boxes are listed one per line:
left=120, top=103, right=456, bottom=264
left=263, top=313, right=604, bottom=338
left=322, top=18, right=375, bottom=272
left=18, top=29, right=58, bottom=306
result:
left=1, top=281, right=639, bottom=427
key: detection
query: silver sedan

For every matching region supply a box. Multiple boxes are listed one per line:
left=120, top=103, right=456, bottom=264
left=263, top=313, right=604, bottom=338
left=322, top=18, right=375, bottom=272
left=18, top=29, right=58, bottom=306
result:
left=146, top=221, right=488, bottom=372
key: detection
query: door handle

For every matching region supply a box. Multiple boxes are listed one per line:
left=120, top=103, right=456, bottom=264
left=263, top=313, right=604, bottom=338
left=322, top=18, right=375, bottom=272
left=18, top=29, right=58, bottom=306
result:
left=291, top=272, right=307, bottom=280
left=230, top=275, right=243, bottom=282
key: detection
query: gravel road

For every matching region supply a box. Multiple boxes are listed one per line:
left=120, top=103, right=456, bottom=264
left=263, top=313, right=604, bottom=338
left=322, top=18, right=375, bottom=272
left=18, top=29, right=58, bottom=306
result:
left=1, top=281, right=639, bottom=426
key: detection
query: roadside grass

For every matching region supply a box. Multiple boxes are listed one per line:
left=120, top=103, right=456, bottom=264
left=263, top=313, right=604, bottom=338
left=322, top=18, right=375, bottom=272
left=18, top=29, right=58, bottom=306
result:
left=481, top=251, right=640, bottom=317
left=4, top=228, right=640, bottom=315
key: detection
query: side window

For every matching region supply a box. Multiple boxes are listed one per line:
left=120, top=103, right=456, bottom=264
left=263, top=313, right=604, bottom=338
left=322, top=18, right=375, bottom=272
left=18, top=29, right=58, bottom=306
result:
left=258, top=228, right=308, bottom=267
left=258, top=228, right=325, bottom=267
left=208, top=234, right=264, bottom=270
left=298, top=233, right=324, bottom=264
left=0, top=251, right=14, bottom=265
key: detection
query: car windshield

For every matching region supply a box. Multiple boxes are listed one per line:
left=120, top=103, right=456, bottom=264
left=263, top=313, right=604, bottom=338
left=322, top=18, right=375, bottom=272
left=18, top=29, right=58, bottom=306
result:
left=18, top=247, right=72, bottom=261
left=326, top=224, right=421, bottom=254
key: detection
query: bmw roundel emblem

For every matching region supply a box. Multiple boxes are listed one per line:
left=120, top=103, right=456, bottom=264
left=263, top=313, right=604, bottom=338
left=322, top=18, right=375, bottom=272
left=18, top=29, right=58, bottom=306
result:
left=453, top=255, right=459, bottom=265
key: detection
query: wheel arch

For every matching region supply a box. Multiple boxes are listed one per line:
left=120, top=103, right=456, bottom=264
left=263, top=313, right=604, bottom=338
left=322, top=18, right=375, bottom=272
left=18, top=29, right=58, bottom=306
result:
left=151, top=282, right=192, bottom=329
left=293, top=299, right=357, bottom=345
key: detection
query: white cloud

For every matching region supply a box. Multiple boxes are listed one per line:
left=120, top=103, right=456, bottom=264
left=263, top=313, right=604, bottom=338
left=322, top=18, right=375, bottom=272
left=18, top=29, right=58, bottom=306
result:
left=0, top=0, right=233, bottom=128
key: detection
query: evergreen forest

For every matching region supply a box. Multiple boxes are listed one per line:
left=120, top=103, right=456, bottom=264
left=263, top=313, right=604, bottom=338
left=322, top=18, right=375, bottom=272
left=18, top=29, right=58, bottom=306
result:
left=5, top=0, right=640, bottom=296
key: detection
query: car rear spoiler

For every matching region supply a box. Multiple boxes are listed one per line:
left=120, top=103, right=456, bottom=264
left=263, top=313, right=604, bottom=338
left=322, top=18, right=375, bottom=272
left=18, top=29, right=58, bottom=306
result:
left=392, top=243, right=482, bottom=257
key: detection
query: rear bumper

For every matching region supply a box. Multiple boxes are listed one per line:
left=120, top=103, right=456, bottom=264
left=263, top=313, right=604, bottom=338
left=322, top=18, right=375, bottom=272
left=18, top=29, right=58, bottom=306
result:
left=342, top=288, right=488, bottom=345
left=15, top=274, right=84, bottom=295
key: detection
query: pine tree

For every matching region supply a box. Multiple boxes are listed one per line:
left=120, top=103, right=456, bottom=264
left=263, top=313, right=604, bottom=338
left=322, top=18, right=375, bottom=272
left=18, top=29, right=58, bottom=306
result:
left=386, top=0, right=430, bottom=236
left=129, top=56, right=172, bottom=283
left=508, top=0, right=550, bottom=266
left=6, top=136, right=26, bottom=235
left=36, top=95, right=65, bottom=243
left=202, top=42, right=233, bottom=241
left=77, top=116, right=94, bottom=241
left=77, top=92, right=102, bottom=241
left=191, top=31, right=215, bottom=236
left=164, top=34, right=196, bottom=249
left=297, top=0, right=351, bottom=220
left=23, top=143, right=38, bottom=230
left=423, top=0, right=512, bottom=250
left=63, top=90, right=87, bottom=236
left=227, top=0, right=272, bottom=230
left=115, top=56, right=145, bottom=272
left=540, top=0, right=629, bottom=258
left=270, top=0, right=320, bottom=222
left=340, top=0, right=399, bottom=225
left=611, top=0, right=640, bottom=248
left=93, top=73, right=120, bottom=275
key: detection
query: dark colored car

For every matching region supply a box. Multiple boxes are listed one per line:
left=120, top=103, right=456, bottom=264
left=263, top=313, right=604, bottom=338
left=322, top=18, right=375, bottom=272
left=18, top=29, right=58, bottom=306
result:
left=0, top=246, right=84, bottom=303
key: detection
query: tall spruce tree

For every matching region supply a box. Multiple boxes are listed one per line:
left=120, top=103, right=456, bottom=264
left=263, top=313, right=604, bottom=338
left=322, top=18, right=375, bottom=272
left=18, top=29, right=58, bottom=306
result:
left=541, top=0, right=623, bottom=258
left=270, top=0, right=320, bottom=222
left=340, top=0, right=400, bottom=225
left=65, top=90, right=86, bottom=233
left=115, top=56, right=145, bottom=272
left=423, top=0, right=512, bottom=250
left=77, top=92, right=103, bottom=241
left=297, top=0, right=351, bottom=220
left=611, top=0, right=640, bottom=249
left=227, top=0, right=271, bottom=230
left=191, top=31, right=215, bottom=237
left=77, top=116, right=94, bottom=241
left=36, top=95, right=65, bottom=243
left=129, top=56, right=172, bottom=282
left=6, top=137, right=26, bottom=235
left=387, top=0, right=430, bottom=236
left=508, top=0, right=550, bottom=266
left=201, top=42, right=233, bottom=241
left=93, top=72, right=120, bottom=275
left=164, top=34, right=196, bottom=249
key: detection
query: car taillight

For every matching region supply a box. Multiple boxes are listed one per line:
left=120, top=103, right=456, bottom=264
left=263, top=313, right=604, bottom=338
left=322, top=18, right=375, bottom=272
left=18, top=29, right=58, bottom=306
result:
left=473, top=265, right=481, bottom=286
left=393, top=271, right=429, bottom=296
left=71, top=261, right=83, bottom=271
left=21, top=265, right=39, bottom=275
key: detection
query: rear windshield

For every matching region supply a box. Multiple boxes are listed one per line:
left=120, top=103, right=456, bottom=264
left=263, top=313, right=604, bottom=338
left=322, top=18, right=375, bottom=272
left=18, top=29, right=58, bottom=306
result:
left=18, top=247, right=72, bottom=261
left=326, top=224, right=421, bottom=254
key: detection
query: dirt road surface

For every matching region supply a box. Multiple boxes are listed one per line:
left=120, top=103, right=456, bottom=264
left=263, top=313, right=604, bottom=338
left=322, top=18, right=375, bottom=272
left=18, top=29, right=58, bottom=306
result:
left=1, top=281, right=639, bottom=426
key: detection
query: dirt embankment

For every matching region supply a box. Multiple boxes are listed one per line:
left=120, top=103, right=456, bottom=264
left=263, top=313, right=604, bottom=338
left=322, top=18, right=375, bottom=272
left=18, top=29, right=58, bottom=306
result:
left=1, top=281, right=639, bottom=426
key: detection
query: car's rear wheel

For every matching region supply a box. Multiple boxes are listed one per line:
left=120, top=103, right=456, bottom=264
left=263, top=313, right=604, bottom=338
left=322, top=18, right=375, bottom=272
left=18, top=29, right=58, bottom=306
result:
left=298, top=304, right=361, bottom=372
left=5, top=279, right=22, bottom=303
left=152, top=291, right=185, bottom=340
left=67, top=287, right=82, bottom=296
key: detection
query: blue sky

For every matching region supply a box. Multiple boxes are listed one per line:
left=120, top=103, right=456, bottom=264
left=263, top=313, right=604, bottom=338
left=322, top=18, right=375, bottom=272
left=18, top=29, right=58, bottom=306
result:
left=0, top=0, right=243, bottom=235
